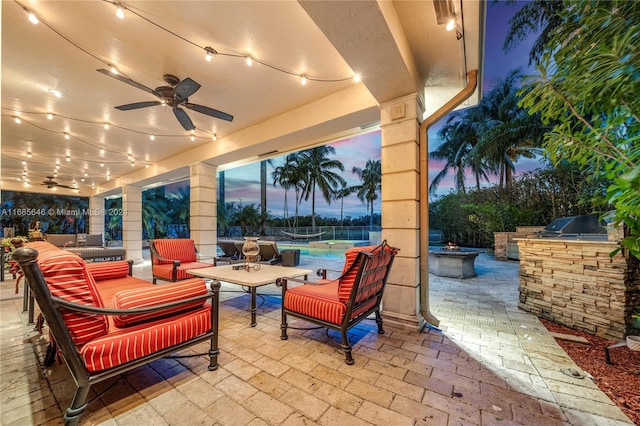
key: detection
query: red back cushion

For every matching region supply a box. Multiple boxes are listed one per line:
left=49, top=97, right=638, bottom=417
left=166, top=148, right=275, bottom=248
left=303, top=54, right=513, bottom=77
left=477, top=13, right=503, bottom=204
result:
left=112, top=278, right=208, bottom=327
left=152, top=239, right=197, bottom=264
left=338, top=244, right=387, bottom=303
left=35, top=248, right=109, bottom=346
left=86, top=260, right=130, bottom=281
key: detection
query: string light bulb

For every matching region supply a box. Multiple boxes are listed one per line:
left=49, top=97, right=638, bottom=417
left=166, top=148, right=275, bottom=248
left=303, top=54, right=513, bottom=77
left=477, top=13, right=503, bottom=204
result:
left=205, top=47, right=217, bottom=62
left=27, top=151, right=32, bottom=158
left=109, top=65, right=118, bottom=75
left=47, top=113, right=54, bottom=120
left=25, top=8, right=39, bottom=24
left=446, top=18, right=456, bottom=32
left=212, top=133, right=218, bottom=141
left=353, top=74, right=361, bottom=83
left=245, top=56, right=253, bottom=66
left=14, top=117, right=21, bottom=124
left=190, top=135, right=195, bottom=142
left=103, top=123, right=110, bottom=129
left=300, top=75, right=307, bottom=86
left=64, top=133, right=70, bottom=140
left=115, top=4, right=125, bottom=19
left=150, top=134, right=155, bottom=140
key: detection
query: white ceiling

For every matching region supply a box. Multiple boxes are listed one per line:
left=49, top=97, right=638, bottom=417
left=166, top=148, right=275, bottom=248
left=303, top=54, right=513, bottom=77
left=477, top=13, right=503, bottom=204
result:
left=1, top=0, right=484, bottom=197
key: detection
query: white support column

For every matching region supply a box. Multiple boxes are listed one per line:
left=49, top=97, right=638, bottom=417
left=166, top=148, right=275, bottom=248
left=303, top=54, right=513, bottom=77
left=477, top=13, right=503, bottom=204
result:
left=89, top=196, right=105, bottom=239
left=380, top=93, right=426, bottom=331
left=122, top=185, right=143, bottom=263
left=190, top=162, right=217, bottom=258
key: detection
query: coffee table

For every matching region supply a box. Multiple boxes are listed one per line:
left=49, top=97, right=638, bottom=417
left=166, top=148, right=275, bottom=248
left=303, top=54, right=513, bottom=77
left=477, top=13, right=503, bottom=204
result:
left=188, top=264, right=312, bottom=327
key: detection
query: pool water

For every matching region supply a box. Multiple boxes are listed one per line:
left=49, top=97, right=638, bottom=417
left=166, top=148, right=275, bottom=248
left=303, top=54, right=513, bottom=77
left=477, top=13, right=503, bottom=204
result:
left=277, top=244, right=344, bottom=259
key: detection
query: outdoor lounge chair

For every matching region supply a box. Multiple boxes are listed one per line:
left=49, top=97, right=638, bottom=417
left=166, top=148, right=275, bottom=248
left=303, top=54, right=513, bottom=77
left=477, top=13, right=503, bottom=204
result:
left=232, top=239, right=282, bottom=265
left=216, top=239, right=242, bottom=264
left=12, top=242, right=221, bottom=426
left=278, top=240, right=398, bottom=364
left=150, top=238, right=215, bottom=283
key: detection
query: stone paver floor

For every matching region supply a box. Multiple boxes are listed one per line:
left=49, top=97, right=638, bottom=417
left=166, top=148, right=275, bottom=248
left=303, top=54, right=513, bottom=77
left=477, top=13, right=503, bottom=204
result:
left=0, top=250, right=633, bottom=425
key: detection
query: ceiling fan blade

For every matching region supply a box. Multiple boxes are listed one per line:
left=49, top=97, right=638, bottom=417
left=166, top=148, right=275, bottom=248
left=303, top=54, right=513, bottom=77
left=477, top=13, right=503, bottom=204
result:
left=183, top=103, right=234, bottom=122
left=173, top=107, right=195, bottom=131
left=97, top=69, right=156, bottom=95
left=115, top=101, right=162, bottom=111
left=173, top=78, right=201, bottom=101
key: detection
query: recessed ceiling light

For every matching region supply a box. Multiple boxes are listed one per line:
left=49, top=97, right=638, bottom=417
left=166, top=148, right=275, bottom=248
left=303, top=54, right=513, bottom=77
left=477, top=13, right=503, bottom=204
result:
left=49, top=89, right=63, bottom=98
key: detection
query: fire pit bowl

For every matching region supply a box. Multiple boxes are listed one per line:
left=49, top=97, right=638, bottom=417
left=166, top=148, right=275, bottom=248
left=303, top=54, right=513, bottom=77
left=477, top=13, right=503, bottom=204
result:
left=429, top=248, right=481, bottom=279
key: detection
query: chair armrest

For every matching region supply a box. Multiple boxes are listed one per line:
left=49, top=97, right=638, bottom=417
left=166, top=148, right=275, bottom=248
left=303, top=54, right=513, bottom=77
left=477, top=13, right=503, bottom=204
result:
left=316, top=268, right=342, bottom=279
left=52, top=292, right=215, bottom=316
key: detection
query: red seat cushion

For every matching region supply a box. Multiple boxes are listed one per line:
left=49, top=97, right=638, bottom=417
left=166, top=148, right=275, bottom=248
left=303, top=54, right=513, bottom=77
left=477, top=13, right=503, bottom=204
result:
left=283, top=280, right=345, bottom=324
left=112, top=279, right=209, bottom=327
left=152, top=262, right=214, bottom=281
left=152, top=239, right=198, bottom=263
left=79, top=306, right=211, bottom=373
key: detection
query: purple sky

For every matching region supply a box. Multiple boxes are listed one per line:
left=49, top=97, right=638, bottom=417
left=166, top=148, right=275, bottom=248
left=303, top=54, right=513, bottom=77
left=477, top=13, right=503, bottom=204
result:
left=222, top=1, right=542, bottom=218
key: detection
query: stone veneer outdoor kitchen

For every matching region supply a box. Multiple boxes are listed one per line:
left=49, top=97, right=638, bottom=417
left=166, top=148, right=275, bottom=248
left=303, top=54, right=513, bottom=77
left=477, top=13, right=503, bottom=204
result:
left=517, top=236, right=640, bottom=340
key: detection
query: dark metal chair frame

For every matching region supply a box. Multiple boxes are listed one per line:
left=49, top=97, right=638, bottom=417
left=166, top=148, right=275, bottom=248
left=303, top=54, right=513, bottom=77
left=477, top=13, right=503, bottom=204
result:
left=278, top=242, right=397, bottom=364
left=12, top=247, right=221, bottom=426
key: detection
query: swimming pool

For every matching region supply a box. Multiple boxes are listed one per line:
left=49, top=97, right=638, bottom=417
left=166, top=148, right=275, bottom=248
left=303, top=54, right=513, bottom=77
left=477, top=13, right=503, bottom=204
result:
left=277, top=243, right=345, bottom=259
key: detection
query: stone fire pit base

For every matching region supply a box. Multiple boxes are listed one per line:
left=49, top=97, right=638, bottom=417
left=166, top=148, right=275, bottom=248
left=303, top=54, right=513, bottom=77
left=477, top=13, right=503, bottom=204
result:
left=429, top=249, right=480, bottom=279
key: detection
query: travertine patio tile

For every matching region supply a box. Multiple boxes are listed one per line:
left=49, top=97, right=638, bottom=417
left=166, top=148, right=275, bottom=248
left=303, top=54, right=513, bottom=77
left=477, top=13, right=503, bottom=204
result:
left=562, top=407, right=633, bottom=426
left=363, top=358, right=407, bottom=380
left=400, top=340, right=440, bottom=358
left=414, top=353, right=457, bottom=372
left=177, top=376, right=224, bottom=409
left=336, top=362, right=380, bottom=385
left=252, top=355, right=290, bottom=377
left=248, top=371, right=291, bottom=398
left=313, top=383, right=363, bottom=414
left=421, top=389, right=482, bottom=424
left=216, top=374, right=259, bottom=403
left=480, top=381, right=543, bottom=413
left=281, top=368, right=324, bottom=393
left=353, top=345, right=395, bottom=363
left=224, top=358, right=261, bottom=381
left=281, top=387, right=330, bottom=420
left=404, top=370, right=453, bottom=397
left=205, top=395, right=256, bottom=425
left=279, top=353, right=318, bottom=373
left=553, top=392, right=631, bottom=422
left=510, top=404, right=569, bottom=426
left=309, top=364, right=353, bottom=389
left=386, top=356, right=435, bottom=378
left=355, top=400, right=414, bottom=425
left=389, top=395, right=449, bottom=425
left=281, top=412, right=319, bottom=426
left=431, top=367, right=481, bottom=393
left=545, top=378, right=617, bottom=404
left=375, top=374, right=424, bottom=402
left=318, top=406, right=372, bottom=426
left=116, top=403, right=168, bottom=426
left=345, top=378, right=394, bottom=408
left=147, top=388, right=189, bottom=416
left=245, top=391, right=293, bottom=424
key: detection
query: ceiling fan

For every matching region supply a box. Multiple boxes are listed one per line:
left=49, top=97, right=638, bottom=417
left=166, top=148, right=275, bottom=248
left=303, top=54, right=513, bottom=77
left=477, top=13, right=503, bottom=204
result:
left=41, top=176, right=77, bottom=190
left=97, top=69, right=233, bottom=131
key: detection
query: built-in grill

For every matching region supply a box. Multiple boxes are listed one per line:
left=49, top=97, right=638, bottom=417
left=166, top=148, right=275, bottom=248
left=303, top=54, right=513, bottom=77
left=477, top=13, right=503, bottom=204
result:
left=536, top=214, right=607, bottom=238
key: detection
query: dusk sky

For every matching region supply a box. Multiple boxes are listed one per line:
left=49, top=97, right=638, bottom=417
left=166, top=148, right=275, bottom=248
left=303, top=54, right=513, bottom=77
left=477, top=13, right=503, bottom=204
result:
left=221, top=1, right=541, bottom=220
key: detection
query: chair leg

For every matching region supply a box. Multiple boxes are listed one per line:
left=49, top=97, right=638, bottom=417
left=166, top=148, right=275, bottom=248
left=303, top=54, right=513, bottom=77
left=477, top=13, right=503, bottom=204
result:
left=63, top=385, right=90, bottom=426
left=375, top=310, right=385, bottom=334
left=340, top=329, right=354, bottom=365
left=280, top=312, right=289, bottom=340
left=152, top=277, right=157, bottom=284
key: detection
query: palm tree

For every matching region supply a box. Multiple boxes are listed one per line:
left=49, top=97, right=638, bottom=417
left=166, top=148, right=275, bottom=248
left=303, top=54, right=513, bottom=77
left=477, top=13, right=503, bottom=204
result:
left=502, top=0, right=564, bottom=66
left=272, top=153, right=307, bottom=228
left=298, top=147, right=346, bottom=229
left=471, top=70, right=547, bottom=193
left=168, top=186, right=190, bottom=236
left=352, top=159, right=381, bottom=228
left=142, top=188, right=170, bottom=240
left=334, top=182, right=356, bottom=228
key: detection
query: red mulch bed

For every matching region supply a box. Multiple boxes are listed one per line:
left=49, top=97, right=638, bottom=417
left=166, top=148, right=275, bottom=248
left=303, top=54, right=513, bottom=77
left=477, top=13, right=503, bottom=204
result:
left=540, top=319, right=640, bottom=425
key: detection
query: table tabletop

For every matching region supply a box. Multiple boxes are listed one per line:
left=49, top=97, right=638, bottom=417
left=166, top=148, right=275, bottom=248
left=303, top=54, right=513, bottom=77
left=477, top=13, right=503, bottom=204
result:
left=187, top=264, right=313, bottom=288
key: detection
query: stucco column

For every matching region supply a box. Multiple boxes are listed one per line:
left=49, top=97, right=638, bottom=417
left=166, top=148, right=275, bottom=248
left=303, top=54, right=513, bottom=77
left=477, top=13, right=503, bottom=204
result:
left=89, top=196, right=105, bottom=239
left=190, top=162, right=217, bottom=258
left=122, top=185, right=143, bottom=263
left=380, top=93, right=426, bottom=331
